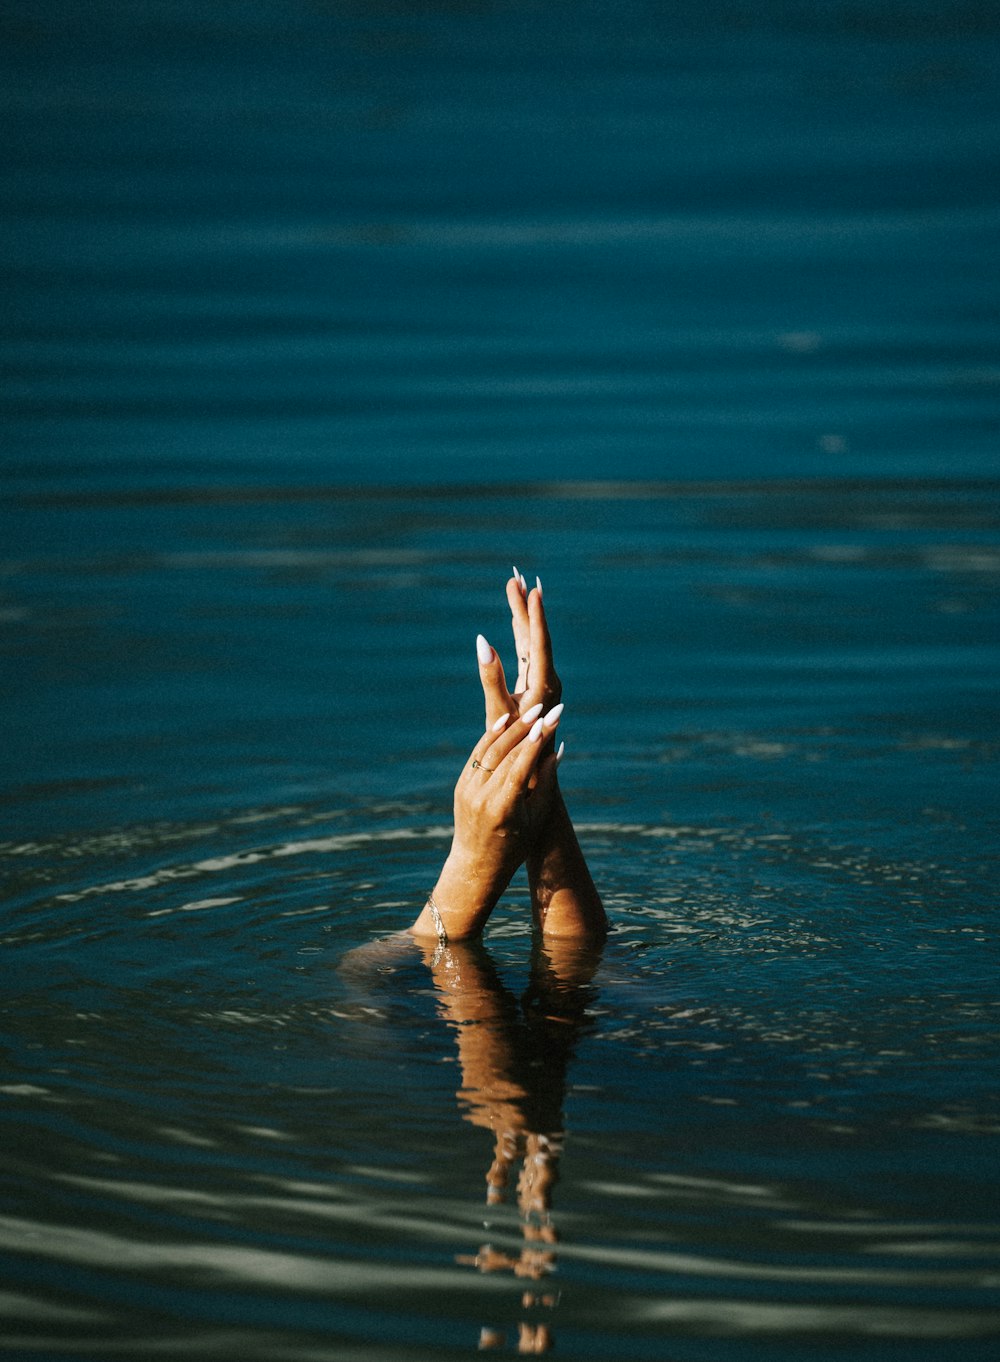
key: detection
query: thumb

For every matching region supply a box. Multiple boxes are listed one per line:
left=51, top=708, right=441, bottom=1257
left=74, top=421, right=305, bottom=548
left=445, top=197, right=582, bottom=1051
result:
left=477, top=634, right=515, bottom=727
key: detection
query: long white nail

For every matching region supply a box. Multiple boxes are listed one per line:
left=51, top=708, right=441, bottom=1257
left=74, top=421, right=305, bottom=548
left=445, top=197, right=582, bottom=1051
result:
left=521, top=702, right=544, bottom=724
left=476, top=634, right=493, bottom=665
left=512, top=565, right=522, bottom=591
left=491, top=712, right=510, bottom=732
left=535, top=575, right=543, bottom=597
left=542, top=702, right=564, bottom=729
left=556, top=740, right=565, bottom=764
left=519, top=572, right=528, bottom=593
left=529, top=717, right=544, bottom=742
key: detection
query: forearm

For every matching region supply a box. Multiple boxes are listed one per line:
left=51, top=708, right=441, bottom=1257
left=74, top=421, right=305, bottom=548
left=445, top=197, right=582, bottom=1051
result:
left=410, top=839, right=521, bottom=941
left=410, top=705, right=559, bottom=943
left=527, top=787, right=607, bottom=938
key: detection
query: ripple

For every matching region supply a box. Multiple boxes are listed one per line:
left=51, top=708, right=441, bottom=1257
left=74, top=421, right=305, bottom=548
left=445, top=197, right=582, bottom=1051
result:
left=632, top=1297, right=1000, bottom=1336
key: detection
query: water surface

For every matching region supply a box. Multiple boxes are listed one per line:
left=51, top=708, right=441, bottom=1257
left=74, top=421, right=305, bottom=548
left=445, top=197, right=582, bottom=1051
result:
left=2, top=479, right=998, bottom=1358
left=2, top=1, right=999, bottom=1356
left=3, top=0, right=999, bottom=486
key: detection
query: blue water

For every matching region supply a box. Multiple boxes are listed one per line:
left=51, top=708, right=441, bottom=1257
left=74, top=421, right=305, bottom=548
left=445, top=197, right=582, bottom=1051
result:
left=3, top=0, right=999, bottom=487
left=2, top=2, right=999, bottom=1358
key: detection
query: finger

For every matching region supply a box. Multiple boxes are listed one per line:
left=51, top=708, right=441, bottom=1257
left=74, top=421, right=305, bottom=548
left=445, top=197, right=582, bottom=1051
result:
left=463, top=715, right=515, bottom=781
left=469, top=699, right=562, bottom=781
left=476, top=633, right=515, bottom=727
left=460, top=702, right=540, bottom=786
left=526, top=579, right=555, bottom=700
left=495, top=703, right=564, bottom=791
left=507, top=572, right=531, bottom=692
left=480, top=701, right=545, bottom=771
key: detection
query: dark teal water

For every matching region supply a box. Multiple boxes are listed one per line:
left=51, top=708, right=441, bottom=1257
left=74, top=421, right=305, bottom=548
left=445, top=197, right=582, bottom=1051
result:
left=4, top=0, right=1000, bottom=487
left=2, top=3, right=999, bottom=1358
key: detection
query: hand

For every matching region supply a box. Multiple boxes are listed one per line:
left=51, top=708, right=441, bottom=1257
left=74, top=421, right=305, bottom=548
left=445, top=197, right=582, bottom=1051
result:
left=477, top=569, right=608, bottom=939
left=476, top=570, right=562, bottom=731
left=451, top=703, right=563, bottom=873
left=410, top=701, right=564, bottom=941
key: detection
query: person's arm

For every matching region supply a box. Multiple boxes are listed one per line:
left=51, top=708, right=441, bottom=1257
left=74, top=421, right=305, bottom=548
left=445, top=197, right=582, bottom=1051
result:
left=408, top=700, right=563, bottom=942
left=525, top=786, right=606, bottom=937
left=477, top=572, right=608, bottom=939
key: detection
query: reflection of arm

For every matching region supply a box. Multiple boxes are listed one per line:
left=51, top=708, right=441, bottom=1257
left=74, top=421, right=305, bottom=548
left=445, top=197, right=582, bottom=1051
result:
left=414, top=939, right=528, bottom=1133
left=415, top=935, right=605, bottom=1131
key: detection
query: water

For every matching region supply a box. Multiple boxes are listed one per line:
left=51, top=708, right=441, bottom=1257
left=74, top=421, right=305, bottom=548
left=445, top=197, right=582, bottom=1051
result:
left=2, top=2, right=1000, bottom=1359
left=3, top=480, right=998, bottom=1357
left=3, top=0, right=999, bottom=487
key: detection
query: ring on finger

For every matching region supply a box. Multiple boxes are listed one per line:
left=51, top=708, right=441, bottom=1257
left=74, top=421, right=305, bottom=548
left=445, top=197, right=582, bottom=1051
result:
left=471, top=759, right=494, bottom=774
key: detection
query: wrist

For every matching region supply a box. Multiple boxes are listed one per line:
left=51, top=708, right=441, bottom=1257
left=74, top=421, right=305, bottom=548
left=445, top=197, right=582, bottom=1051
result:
left=448, top=821, right=528, bottom=888
left=526, top=788, right=607, bottom=938
left=415, top=841, right=517, bottom=941
left=526, top=784, right=570, bottom=870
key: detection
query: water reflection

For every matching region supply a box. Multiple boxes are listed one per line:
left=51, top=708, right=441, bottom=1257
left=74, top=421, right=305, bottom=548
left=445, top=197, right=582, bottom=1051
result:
left=413, top=936, right=603, bottom=1353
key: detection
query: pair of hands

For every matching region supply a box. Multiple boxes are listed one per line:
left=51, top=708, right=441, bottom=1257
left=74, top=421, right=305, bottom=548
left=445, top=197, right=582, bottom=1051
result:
left=481, top=570, right=562, bottom=729
left=454, top=571, right=565, bottom=873
left=412, top=571, right=570, bottom=942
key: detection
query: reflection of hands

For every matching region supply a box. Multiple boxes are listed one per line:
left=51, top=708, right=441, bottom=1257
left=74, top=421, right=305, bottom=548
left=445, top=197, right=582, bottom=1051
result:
left=425, top=935, right=595, bottom=1354
left=413, top=934, right=602, bottom=1175
left=410, top=704, right=563, bottom=942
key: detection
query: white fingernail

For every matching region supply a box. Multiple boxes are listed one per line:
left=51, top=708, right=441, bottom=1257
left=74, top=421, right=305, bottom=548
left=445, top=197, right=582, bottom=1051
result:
left=535, top=575, right=543, bottom=597
left=529, top=717, right=544, bottom=742
left=512, top=564, right=521, bottom=588
left=476, top=633, right=493, bottom=665
left=519, top=572, right=528, bottom=592
left=542, top=703, right=563, bottom=729
left=522, top=702, right=543, bottom=724
left=556, top=741, right=565, bottom=764
left=491, top=712, right=510, bottom=732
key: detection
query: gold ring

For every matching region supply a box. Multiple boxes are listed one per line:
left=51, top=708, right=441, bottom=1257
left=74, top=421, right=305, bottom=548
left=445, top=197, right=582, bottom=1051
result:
left=471, top=759, right=494, bottom=773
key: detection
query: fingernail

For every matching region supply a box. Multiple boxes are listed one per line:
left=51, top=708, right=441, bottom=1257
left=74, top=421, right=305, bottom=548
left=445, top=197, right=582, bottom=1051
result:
left=519, top=572, right=528, bottom=593
left=542, top=702, right=564, bottom=729
left=529, top=717, right=544, bottom=742
left=512, top=564, right=521, bottom=590
left=491, top=712, right=510, bottom=732
left=521, top=702, right=544, bottom=724
left=535, top=575, right=543, bottom=597
left=556, top=740, right=565, bottom=764
left=476, top=633, right=493, bottom=665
